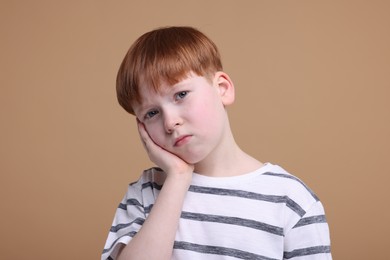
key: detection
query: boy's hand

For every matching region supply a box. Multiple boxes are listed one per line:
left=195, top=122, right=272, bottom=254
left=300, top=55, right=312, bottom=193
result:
left=137, top=119, right=194, bottom=176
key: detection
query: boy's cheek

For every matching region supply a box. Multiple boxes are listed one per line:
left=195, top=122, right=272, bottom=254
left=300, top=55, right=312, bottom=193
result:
left=145, top=128, right=165, bottom=146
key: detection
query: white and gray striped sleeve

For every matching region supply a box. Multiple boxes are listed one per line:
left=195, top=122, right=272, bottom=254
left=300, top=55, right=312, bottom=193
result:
left=283, top=200, right=332, bottom=259
left=101, top=182, right=146, bottom=260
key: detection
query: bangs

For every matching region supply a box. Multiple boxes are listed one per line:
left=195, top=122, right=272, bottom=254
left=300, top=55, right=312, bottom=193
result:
left=139, top=27, right=222, bottom=91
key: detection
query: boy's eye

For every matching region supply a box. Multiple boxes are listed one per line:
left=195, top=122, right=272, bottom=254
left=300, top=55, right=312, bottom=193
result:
left=145, top=110, right=159, bottom=119
left=175, top=91, right=188, bottom=100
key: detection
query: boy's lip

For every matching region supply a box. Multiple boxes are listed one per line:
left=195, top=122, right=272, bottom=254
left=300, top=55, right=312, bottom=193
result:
left=174, top=135, right=192, bottom=147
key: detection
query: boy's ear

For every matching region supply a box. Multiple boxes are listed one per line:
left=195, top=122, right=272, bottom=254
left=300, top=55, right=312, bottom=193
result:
left=214, top=72, right=235, bottom=106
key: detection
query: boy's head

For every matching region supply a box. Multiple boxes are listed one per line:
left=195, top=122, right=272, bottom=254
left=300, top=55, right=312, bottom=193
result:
left=116, top=26, right=223, bottom=115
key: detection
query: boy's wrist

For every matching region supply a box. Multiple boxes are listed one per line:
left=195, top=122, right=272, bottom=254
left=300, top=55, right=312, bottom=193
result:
left=165, top=168, right=193, bottom=183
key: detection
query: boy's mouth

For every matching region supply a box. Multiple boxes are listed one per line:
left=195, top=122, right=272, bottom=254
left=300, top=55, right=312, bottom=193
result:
left=174, top=135, right=192, bottom=147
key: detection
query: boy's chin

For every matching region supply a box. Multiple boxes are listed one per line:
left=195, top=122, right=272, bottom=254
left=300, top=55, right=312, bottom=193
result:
left=177, top=153, right=206, bottom=166
left=175, top=154, right=195, bottom=165
left=171, top=147, right=209, bottom=166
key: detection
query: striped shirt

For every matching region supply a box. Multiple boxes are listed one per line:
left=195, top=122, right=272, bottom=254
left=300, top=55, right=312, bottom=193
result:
left=102, top=163, right=332, bottom=259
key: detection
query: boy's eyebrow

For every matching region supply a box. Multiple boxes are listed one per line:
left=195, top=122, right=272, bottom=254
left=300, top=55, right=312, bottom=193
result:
left=132, top=101, right=149, bottom=116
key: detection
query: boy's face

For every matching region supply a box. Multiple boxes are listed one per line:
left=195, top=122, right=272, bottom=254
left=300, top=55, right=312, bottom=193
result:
left=133, top=72, right=234, bottom=165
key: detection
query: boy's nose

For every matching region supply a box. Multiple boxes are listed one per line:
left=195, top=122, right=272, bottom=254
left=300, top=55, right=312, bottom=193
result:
left=164, top=113, right=183, bottom=133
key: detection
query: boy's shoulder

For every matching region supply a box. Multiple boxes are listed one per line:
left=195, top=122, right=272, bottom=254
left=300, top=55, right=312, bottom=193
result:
left=261, top=163, right=319, bottom=201
left=259, top=163, right=321, bottom=220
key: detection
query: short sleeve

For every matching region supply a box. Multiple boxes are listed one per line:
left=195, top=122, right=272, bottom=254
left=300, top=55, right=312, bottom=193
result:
left=101, top=183, right=146, bottom=260
left=283, top=200, right=332, bottom=259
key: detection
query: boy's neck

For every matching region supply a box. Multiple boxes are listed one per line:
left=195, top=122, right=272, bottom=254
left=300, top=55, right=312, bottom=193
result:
left=194, top=136, right=263, bottom=177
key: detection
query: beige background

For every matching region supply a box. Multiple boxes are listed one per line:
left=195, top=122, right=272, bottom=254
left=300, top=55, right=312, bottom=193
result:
left=1, top=1, right=389, bottom=259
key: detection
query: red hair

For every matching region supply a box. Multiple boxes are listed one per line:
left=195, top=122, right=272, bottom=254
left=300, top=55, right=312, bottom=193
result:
left=116, top=26, right=223, bottom=114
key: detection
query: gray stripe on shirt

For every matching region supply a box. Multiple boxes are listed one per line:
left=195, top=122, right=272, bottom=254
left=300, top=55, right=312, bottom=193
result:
left=141, top=181, right=162, bottom=190
left=293, top=215, right=327, bottom=228
left=189, top=185, right=306, bottom=217
left=284, top=245, right=331, bottom=259
left=110, top=217, right=144, bottom=232
left=181, top=211, right=284, bottom=236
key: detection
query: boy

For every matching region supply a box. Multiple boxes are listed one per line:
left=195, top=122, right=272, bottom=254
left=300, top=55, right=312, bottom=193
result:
left=102, top=26, right=332, bottom=260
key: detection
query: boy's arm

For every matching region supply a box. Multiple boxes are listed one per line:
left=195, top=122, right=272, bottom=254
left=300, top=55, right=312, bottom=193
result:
left=117, top=121, right=194, bottom=260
